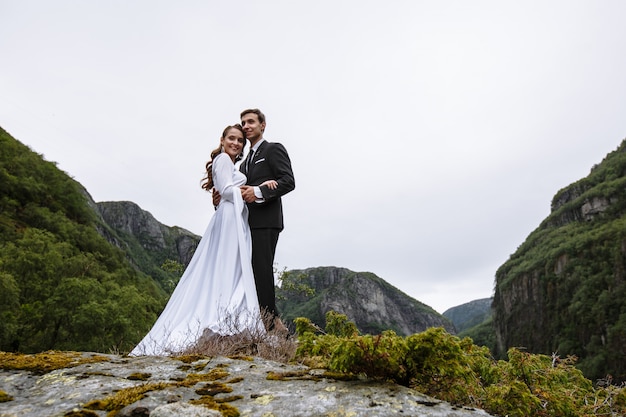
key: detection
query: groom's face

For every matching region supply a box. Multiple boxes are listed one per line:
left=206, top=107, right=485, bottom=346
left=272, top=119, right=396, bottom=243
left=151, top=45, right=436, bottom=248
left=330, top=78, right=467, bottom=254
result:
left=241, top=113, right=265, bottom=144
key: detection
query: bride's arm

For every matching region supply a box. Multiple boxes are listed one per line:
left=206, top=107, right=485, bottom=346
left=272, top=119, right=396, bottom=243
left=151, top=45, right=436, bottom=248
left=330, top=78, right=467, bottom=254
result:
left=213, top=154, right=237, bottom=202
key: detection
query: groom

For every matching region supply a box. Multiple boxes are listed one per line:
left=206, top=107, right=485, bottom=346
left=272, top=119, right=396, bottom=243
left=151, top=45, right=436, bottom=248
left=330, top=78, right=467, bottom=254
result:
left=215, top=108, right=295, bottom=330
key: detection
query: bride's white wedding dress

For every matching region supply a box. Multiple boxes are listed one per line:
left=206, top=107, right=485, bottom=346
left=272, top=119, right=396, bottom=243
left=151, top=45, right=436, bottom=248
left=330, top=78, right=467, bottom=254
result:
left=130, top=153, right=262, bottom=356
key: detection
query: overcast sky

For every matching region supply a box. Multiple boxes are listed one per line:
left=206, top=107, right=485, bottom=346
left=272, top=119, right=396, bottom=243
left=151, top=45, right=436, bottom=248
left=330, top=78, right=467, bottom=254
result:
left=2, top=1, right=626, bottom=314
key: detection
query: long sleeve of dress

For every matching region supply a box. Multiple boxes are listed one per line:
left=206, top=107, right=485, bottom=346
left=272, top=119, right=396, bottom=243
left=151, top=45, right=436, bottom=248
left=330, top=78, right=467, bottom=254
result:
left=213, top=154, right=238, bottom=202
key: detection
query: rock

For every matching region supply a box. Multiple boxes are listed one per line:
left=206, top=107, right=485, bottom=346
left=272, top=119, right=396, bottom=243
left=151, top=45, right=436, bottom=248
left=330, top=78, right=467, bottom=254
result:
left=150, top=402, right=220, bottom=417
left=0, top=353, right=495, bottom=417
left=116, top=406, right=150, bottom=417
left=95, top=200, right=201, bottom=267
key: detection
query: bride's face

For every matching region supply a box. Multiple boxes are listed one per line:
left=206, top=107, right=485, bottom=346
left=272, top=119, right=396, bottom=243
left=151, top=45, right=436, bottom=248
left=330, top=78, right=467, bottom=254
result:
left=221, top=128, right=245, bottom=160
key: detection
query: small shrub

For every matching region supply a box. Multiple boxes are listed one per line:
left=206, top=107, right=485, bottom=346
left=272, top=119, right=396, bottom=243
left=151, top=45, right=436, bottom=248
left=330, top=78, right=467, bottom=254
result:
left=324, top=310, right=359, bottom=337
left=293, top=311, right=626, bottom=417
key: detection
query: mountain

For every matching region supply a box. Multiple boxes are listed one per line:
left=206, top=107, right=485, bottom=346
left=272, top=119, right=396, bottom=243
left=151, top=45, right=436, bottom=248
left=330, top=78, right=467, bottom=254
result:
left=443, top=298, right=496, bottom=353
left=493, top=138, right=626, bottom=382
left=94, top=200, right=200, bottom=290
left=276, top=266, right=455, bottom=335
left=443, top=297, right=492, bottom=333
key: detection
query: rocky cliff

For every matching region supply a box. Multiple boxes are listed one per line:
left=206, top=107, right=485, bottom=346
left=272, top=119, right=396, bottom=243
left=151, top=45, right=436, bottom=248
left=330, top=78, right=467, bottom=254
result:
left=492, top=139, right=626, bottom=381
left=97, top=201, right=199, bottom=265
left=277, top=267, right=455, bottom=335
left=80, top=194, right=201, bottom=290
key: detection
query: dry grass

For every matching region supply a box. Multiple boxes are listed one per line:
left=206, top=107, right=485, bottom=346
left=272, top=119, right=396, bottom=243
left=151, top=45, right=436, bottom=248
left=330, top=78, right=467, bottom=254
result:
left=182, top=309, right=297, bottom=363
left=130, top=308, right=297, bottom=362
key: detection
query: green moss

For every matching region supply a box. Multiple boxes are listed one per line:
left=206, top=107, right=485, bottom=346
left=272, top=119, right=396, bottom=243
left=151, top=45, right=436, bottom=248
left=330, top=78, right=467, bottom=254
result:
left=78, top=371, right=114, bottom=379
left=63, top=411, right=99, bottom=417
left=174, top=354, right=209, bottom=364
left=0, top=351, right=109, bottom=375
left=320, top=370, right=357, bottom=381
left=84, top=382, right=169, bottom=414
left=193, top=362, right=208, bottom=371
left=0, top=390, right=14, bottom=402
left=266, top=370, right=315, bottom=381
left=298, top=355, right=328, bottom=369
left=189, top=395, right=240, bottom=417
left=227, top=354, right=254, bottom=361
left=180, top=368, right=229, bottom=386
left=23, top=355, right=244, bottom=417
left=266, top=369, right=355, bottom=382
left=74, top=365, right=236, bottom=416
left=195, top=382, right=233, bottom=395
left=126, top=372, right=151, bottom=381
left=216, top=395, right=244, bottom=402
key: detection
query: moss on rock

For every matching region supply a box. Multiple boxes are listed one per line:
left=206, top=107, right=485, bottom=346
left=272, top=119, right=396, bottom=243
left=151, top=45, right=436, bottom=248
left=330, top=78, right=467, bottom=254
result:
left=0, top=351, right=109, bottom=375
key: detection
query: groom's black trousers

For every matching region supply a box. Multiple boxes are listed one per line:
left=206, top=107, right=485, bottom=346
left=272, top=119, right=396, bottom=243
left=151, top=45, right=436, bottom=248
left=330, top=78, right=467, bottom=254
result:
left=250, top=228, right=280, bottom=320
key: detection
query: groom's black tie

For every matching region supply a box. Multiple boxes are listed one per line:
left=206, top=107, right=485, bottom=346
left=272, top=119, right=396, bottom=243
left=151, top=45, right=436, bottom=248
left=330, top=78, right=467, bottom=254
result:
left=245, top=149, right=255, bottom=173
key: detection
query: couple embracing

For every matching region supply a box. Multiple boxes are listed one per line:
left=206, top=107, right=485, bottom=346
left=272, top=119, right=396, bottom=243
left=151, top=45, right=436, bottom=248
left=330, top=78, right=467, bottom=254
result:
left=131, top=108, right=295, bottom=356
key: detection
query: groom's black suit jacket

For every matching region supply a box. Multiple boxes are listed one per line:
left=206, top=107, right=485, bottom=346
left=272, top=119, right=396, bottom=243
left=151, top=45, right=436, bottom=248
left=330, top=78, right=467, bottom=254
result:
left=240, top=140, right=295, bottom=230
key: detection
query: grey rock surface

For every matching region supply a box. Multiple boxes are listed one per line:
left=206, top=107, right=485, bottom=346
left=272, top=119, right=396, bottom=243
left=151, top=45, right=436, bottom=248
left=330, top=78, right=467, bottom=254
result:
left=0, top=353, right=494, bottom=417
left=150, top=402, right=220, bottom=417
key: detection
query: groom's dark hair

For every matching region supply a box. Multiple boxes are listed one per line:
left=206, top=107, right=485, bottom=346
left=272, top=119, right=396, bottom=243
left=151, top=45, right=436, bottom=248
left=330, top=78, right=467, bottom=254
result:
left=240, top=108, right=265, bottom=124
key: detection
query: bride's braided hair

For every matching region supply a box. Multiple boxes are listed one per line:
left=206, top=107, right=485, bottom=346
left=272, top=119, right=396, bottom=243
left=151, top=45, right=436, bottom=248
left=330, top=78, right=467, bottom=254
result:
left=201, top=124, right=246, bottom=191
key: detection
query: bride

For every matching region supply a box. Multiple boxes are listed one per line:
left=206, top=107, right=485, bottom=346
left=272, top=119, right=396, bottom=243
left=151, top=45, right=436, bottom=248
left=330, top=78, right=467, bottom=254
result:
left=131, top=124, right=273, bottom=356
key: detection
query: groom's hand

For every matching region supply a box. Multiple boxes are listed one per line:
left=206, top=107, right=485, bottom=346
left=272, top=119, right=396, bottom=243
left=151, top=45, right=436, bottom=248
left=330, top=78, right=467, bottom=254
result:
left=212, top=188, right=221, bottom=209
left=241, top=185, right=256, bottom=203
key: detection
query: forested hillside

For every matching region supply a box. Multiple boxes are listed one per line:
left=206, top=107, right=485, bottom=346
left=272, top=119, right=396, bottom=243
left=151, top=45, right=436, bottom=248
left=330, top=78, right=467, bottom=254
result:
left=493, top=138, right=626, bottom=382
left=0, top=127, right=167, bottom=353
left=443, top=298, right=492, bottom=333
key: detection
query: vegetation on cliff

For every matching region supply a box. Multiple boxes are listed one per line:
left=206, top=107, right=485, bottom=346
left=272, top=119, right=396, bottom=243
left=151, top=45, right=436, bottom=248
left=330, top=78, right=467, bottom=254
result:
left=443, top=298, right=497, bottom=354
left=0, top=127, right=167, bottom=353
left=3, top=313, right=622, bottom=417
left=443, top=297, right=492, bottom=333
left=493, top=139, right=626, bottom=382
left=295, top=312, right=626, bottom=417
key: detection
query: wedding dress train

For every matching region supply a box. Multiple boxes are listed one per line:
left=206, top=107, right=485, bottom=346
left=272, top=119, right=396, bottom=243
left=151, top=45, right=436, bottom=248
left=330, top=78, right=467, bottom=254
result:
left=130, top=153, right=262, bottom=356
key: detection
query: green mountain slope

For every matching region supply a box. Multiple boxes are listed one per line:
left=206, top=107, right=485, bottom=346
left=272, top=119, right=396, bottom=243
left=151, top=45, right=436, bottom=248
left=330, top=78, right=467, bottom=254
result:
left=277, top=266, right=454, bottom=335
left=0, top=127, right=167, bottom=353
left=443, top=298, right=492, bottom=333
left=493, top=138, right=626, bottom=382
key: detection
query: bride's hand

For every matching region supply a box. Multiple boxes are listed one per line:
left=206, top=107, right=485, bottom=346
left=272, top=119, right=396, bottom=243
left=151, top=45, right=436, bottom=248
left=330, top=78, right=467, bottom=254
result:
left=212, top=188, right=221, bottom=209
left=260, top=180, right=278, bottom=190
left=240, top=185, right=256, bottom=203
